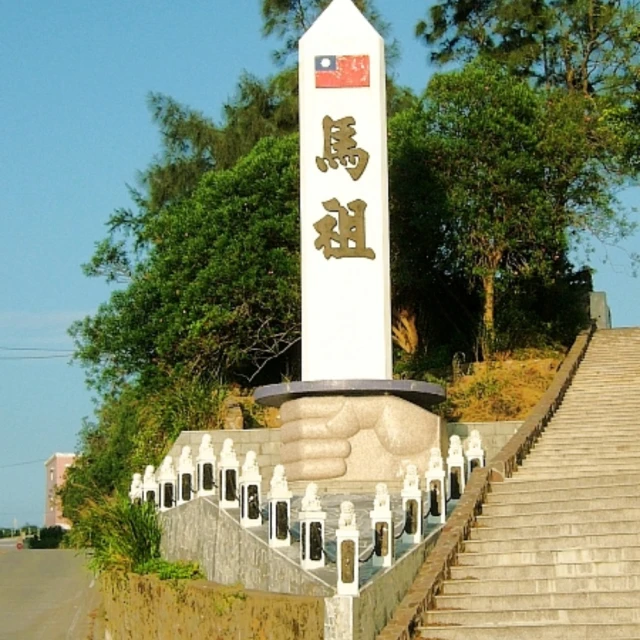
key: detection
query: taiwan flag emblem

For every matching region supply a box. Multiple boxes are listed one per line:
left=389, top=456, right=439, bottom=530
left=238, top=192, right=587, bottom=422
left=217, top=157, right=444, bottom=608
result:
left=315, top=55, right=370, bottom=89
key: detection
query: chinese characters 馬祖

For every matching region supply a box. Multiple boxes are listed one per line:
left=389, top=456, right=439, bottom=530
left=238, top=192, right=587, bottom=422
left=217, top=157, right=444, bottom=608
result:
left=315, top=115, right=369, bottom=181
left=314, top=198, right=375, bottom=260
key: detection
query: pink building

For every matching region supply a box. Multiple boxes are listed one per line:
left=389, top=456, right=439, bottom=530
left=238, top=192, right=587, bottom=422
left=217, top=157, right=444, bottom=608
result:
left=44, top=453, right=75, bottom=529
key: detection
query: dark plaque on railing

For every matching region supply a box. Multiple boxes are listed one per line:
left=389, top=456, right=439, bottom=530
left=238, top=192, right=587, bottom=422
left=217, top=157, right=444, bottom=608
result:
left=341, top=540, right=355, bottom=584
left=146, top=490, right=156, bottom=504
left=430, top=484, right=440, bottom=516
left=225, top=469, right=237, bottom=502
left=301, top=523, right=307, bottom=560
left=310, top=522, right=323, bottom=561
left=450, top=468, right=461, bottom=499
left=375, top=522, right=388, bottom=556
left=276, top=501, right=288, bottom=540
left=248, top=485, right=259, bottom=519
left=164, top=483, right=174, bottom=508
left=202, top=463, right=214, bottom=491
left=405, top=499, right=418, bottom=534
left=182, top=474, right=192, bottom=502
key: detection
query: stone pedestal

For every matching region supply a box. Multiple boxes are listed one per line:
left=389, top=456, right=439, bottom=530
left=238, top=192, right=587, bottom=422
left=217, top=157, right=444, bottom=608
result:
left=369, top=483, right=393, bottom=568
left=336, top=502, right=360, bottom=596
left=425, top=447, right=446, bottom=524
left=465, top=429, right=485, bottom=476
left=197, top=434, right=216, bottom=498
left=218, top=438, right=240, bottom=510
left=239, top=451, right=262, bottom=528
left=447, top=435, right=465, bottom=499
left=300, top=483, right=326, bottom=571
left=142, top=465, right=158, bottom=507
left=268, top=465, right=293, bottom=548
left=401, top=465, right=422, bottom=545
left=157, top=456, right=177, bottom=512
left=177, top=446, right=195, bottom=506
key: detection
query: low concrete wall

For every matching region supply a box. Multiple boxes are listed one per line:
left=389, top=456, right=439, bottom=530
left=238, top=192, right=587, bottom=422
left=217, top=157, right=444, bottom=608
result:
left=160, top=494, right=332, bottom=597
left=100, top=573, right=324, bottom=640
left=449, top=421, right=521, bottom=462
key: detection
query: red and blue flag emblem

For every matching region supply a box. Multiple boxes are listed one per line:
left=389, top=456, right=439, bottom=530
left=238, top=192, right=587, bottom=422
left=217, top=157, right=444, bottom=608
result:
left=315, top=55, right=370, bottom=89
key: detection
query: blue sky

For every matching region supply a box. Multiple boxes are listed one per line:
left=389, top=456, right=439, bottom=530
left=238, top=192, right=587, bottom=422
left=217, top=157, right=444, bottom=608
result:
left=0, top=0, right=637, bottom=527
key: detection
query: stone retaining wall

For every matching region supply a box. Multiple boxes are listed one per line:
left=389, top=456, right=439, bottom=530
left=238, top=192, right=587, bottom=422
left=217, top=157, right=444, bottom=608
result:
left=100, top=573, right=324, bottom=640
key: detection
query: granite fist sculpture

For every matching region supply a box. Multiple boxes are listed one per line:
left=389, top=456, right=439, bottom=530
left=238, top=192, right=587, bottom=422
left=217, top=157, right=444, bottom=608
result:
left=280, top=395, right=444, bottom=482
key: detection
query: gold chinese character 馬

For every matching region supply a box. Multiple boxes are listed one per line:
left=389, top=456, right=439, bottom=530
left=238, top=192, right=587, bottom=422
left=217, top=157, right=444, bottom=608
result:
left=316, top=116, right=369, bottom=181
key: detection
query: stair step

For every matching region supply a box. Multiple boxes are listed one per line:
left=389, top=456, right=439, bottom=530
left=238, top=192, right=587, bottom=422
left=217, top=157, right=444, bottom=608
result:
left=490, top=472, right=640, bottom=493
left=456, top=545, right=640, bottom=566
left=449, top=559, right=640, bottom=580
left=476, top=506, right=640, bottom=528
left=424, top=605, right=640, bottom=626
left=419, top=622, right=640, bottom=640
left=435, top=589, right=640, bottom=611
left=469, top=518, right=640, bottom=540
left=486, top=483, right=638, bottom=504
left=464, top=532, right=640, bottom=553
left=482, top=495, right=639, bottom=517
left=440, top=573, right=640, bottom=595
left=505, top=468, right=639, bottom=481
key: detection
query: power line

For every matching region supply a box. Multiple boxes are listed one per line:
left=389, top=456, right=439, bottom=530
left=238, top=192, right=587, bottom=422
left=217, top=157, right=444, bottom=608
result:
left=0, top=354, right=70, bottom=360
left=0, top=346, right=74, bottom=353
left=0, top=459, right=47, bottom=469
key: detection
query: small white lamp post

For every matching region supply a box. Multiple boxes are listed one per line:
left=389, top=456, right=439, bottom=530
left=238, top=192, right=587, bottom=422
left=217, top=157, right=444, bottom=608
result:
left=336, top=501, right=360, bottom=596
left=401, top=464, right=422, bottom=545
left=218, top=438, right=240, bottom=509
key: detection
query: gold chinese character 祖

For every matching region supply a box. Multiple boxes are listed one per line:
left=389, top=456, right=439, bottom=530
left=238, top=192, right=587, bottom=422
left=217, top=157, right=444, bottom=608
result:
left=314, top=198, right=375, bottom=260
left=315, top=116, right=370, bottom=181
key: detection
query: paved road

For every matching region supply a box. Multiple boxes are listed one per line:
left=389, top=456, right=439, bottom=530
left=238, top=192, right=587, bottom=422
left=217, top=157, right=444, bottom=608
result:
left=0, top=546, right=100, bottom=640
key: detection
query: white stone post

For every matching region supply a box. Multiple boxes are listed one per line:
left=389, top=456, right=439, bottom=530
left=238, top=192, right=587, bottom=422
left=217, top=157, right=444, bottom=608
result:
left=157, top=455, right=177, bottom=512
left=401, top=464, right=422, bottom=544
left=218, top=438, right=240, bottom=510
left=299, top=483, right=327, bottom=571
left=425, top=447, right=446, bottom=524
left=142, top=465, right=158, bottom=507
left=239, top=451, right=262, bottom=528
left=129, top=472, right=143, bottom=504
left=197, top=434, right=216, bottom=497
left=299, top=0, right=392, bottom=381
left=465, top=429, right=485, bottom=476
left=268, top=464, right=293, bottom=548
left=447, top=435, right=465, bottom=499
left=177, top=446, right=195, bottom=506
left=336, top=501, right=360, bottom=596
left=369, top=482, right=393, bottom=567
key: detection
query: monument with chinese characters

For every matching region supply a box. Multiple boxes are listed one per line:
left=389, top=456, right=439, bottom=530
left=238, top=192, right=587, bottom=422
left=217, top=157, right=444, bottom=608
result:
left=255, top=0, right=445, bottom=483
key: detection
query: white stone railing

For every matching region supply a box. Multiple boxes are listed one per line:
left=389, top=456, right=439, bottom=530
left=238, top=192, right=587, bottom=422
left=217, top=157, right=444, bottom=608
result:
left=129, top=432, right=485, bottom=597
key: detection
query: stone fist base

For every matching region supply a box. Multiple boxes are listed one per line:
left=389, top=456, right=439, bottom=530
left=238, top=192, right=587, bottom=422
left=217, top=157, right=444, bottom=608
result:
left=280, top=395, right=446, bottom=483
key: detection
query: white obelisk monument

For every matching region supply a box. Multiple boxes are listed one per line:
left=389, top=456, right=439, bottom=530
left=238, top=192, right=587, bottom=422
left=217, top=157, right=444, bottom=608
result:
left=299, top=0, right=391, bottom=382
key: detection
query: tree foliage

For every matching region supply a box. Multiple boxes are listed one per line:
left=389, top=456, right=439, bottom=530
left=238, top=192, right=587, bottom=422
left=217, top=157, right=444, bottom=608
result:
left=416, top=0, right=640, bottom=98
left=261, top=0, right=394, bottom=64
left=71, top=135, right=300, bottom=394
left=391, top=62, right=631, bottom=351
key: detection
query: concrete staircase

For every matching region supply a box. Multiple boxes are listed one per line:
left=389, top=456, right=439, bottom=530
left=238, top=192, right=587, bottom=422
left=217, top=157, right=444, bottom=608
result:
left=420, top=328, right=640, bottom=639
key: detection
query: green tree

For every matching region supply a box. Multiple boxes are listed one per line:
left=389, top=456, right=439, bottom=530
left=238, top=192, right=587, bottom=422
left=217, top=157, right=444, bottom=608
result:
left=71, top=135, right=300, bottom=394
left=416, top=0, right=640, bottom=98
left=397, top=62, right=630, bottom=352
